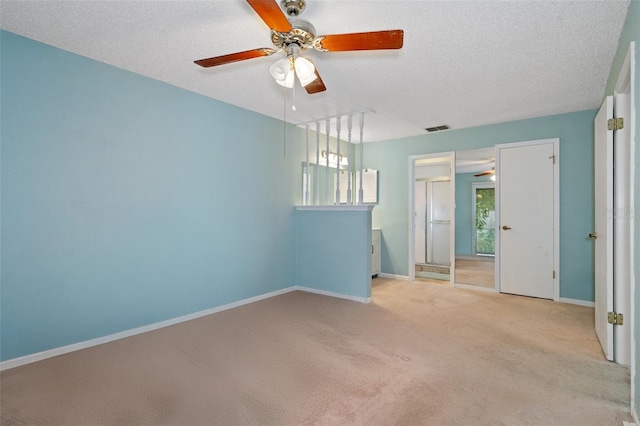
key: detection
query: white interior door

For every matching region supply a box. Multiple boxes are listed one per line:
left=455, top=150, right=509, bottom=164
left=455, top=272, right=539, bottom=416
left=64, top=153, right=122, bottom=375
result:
left=613, top=92, right=631, bottom=366
left=415, top=180, right=427, bottom=264
left=498, top=141, right=556, bottom=299
left=594, top=96, right=614, bottom=361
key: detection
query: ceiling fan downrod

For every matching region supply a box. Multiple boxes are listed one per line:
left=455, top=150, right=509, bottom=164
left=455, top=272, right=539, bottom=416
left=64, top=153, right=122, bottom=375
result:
left=281, top=0, right=305, bottom=16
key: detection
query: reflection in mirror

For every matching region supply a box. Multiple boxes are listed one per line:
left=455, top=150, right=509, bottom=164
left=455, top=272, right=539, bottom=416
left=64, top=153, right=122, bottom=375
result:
left=454, top=148, right=496, bottom=289
left=414, top=157, right=452, bottom=284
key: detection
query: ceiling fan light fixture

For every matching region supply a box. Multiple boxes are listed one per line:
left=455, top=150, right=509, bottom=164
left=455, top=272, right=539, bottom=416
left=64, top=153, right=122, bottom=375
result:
left=294, top=56, right=317, bottom=86
left=270, top=57, right=295, bottom=88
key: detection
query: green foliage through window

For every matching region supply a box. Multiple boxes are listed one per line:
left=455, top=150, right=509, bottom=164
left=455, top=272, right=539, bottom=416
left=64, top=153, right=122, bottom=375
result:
left=475, top=188, right=495, bottom=255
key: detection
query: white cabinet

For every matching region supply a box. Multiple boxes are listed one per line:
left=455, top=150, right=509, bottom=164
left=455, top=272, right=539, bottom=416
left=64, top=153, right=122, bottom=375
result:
left=372, top=229, right=381, bottom=277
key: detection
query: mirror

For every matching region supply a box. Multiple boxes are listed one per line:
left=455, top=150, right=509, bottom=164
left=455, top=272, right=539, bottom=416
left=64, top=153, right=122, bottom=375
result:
left=454, top=148, right=496, bottom=289
left=412, top=155, right=454, bottom=284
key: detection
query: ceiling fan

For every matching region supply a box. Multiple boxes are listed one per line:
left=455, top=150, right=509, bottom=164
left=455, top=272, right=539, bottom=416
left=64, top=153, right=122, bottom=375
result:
left=194, top=0, right=404, bottom=94
left=474, top=167, right=495, bottom=177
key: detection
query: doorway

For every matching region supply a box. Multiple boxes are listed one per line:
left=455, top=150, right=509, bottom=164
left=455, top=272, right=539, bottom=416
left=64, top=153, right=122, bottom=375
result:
left=454, top=148, right=497, bottom=291
left=455, top=182, right=496, bottom=289
left=408, top=153, right=455, bottom=284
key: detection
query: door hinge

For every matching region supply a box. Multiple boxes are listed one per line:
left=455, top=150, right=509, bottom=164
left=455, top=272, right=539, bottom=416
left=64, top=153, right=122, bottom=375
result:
left=608, top=117, right=624, bottom=131
left=608, top=312, right=624, bottom=325
left=552, top=270, right=556, bottom=279
left=548, top=155, right=556, bottom=164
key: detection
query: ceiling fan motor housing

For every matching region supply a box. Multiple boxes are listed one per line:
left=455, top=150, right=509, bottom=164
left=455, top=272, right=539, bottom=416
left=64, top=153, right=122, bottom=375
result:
left=271, top=19, right=316, bottom=50
left=281, top=0, right=305, bottom=16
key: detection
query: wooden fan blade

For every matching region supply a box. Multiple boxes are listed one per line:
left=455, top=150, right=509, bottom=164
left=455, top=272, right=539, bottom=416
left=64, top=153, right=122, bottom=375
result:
left=474, top=171, right=493, bottom=177
left=304, top=69, right=326, bottom=94
left=315, top=30, right=404, bottom=52
left=194, top=48, right=276, bottom=68
left=246, top=0, right=292, bottom=33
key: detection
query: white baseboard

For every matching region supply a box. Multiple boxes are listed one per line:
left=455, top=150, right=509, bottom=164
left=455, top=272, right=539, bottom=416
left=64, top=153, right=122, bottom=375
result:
left=454, top=282, right=497, bottom=293
left=294, top=286, right=372, bottom=304
left=0, top=284, right=374, bottom=371
left=378, top=273, right=409, bottom=280
left=559, top=297, right=595, bottom=308
left=0, top=286, right=297, bottom=371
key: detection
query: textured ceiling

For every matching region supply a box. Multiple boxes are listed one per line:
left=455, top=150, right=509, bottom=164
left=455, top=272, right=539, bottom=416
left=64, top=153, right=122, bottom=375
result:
left=0, top=0, right=630, bottom=143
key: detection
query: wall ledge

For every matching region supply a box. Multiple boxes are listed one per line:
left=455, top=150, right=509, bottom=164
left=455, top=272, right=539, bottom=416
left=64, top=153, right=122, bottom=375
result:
left=296, top=205, right=374, bottom=211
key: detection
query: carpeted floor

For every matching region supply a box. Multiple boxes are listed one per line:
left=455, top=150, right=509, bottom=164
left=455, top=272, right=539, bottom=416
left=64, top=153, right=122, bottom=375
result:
left=0, top=278, right=633, bottom=425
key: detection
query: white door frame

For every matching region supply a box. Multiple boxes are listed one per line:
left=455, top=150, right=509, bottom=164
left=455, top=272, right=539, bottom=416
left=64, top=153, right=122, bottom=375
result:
left=614, top=93, right=631, bottom=367
left=614, top=41, right=636, bottom=409
left=408, top=152, right=455, bottom=284
left=495, top=138, right=560, bottom=302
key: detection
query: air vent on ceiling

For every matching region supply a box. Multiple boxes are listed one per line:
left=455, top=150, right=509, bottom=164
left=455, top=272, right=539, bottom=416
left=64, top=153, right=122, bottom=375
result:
left=425, top=125, right=450, bottom=132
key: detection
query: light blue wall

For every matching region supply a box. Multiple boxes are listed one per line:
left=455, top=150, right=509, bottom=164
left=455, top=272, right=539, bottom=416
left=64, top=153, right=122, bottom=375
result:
left=365, top=109, right=596, bottom=301
left=603, top=0, right=639, bottom=415
left=0, top=31, right=305, bottom=361
left=295, top=209, right=372, bottom=300
left=455, top=172, right=493, bottom=256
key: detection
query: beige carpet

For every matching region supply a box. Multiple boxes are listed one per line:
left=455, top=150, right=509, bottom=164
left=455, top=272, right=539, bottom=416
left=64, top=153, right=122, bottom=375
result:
left=1, top=278, right=632, bottom=425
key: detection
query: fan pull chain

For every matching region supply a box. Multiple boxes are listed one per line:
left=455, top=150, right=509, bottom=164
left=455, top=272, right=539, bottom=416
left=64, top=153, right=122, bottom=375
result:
left=291, top=67, right=297, bottom=111
left=315, top=121, right=320, bottom=206
left=359, top=112, right=365, bottom=205
left=335, top=118, right=341, bottom=205
left=304, top=124, right=310, bottom=205
left=347, top=115, right=353, bottom=205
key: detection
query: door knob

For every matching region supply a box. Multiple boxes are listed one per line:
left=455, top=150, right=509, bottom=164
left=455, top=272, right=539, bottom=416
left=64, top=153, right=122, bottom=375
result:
left=502, top=225, right=512, bottom=231
left=588, top=232, right=598, bottom=240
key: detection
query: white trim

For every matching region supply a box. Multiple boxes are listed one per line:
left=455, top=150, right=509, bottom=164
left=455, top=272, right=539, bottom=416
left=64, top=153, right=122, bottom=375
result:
left=559, top=297, right=595, bottom=308
left=454, top=282, right=498, bottom=293
left=0, top=285, right=375, bottom=371
left=0, top=286, right=297, bottom=371
left=378, top=273, right=410, bottom=280
left=295, top=205, right=374, bottom=211
left=294, top=286, right=372, bottom=303
left=632, top=407, right=639, bottom=426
